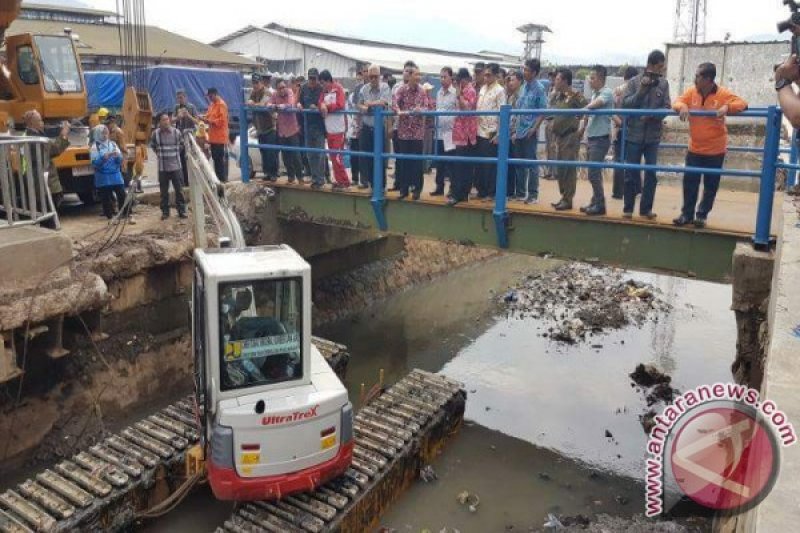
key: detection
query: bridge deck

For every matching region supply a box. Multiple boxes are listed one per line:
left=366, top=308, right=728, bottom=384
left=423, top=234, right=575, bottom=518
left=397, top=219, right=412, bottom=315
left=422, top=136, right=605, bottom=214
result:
left=265, top=171, right=780, bottom=281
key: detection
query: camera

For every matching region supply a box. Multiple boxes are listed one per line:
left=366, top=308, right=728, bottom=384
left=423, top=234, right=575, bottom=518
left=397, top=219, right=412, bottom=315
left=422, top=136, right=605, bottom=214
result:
left=778, top=0, right=800, bottom=55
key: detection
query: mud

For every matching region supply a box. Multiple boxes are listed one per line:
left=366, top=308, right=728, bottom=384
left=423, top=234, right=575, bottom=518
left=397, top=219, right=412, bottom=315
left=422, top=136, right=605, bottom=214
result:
left=552, top=513, right=704, bottom=532
left=501, top=263, right=671, bottom=344
left=0, top=330, right=192, bottom=475
left=629, top=364, right=680, bottom=434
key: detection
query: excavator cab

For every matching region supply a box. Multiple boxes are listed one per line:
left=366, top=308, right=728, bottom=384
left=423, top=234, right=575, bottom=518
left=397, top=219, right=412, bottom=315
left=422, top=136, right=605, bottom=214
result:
left=192, top=245, right=353, bottom=501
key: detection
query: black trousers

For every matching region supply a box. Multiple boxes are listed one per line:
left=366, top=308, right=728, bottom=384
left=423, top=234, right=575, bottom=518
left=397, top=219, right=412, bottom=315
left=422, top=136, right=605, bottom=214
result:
left=453, top=144, right=475, bottom=201
left=476, top=136, right=498, bottom=197
left=98, top=184, right=128, bottom=219
left=257, top=131, right=279, bottom=178
left=210, top=143, right=228, bottom=182
left=279, top=134, right=303, bottom=180
left=179, top=150, right=188, bottom=186
left=682, top=152, right=726, bottom=220
left=349, top=137, right=361, bottom=184
left=159, top=169, right=186, bottom=215
left=434, top=140, right=455, bottom=194
left=395, top=138, right=424, bottom=194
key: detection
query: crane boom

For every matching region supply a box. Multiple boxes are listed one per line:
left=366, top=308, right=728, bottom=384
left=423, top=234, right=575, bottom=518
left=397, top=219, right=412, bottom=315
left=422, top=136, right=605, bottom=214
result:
left=0, top=0, right=21, bottom=42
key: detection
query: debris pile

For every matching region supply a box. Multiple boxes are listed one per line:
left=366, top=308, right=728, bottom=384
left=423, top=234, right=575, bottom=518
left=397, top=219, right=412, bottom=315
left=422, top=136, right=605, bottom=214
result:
left=502, top=264, right=671, bottom=344
left=629, top=364, right=681, bottom=434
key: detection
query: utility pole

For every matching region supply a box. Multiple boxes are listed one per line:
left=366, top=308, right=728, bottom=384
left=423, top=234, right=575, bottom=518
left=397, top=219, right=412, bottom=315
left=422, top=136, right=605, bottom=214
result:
left=517, top=23, right=553, bottom=61
left=673, top=0, right=707, bottom=44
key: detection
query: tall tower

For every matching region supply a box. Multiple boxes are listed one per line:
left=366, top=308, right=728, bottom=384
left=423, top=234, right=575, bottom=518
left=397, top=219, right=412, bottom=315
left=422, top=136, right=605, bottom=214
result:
left=517, top=23, right=553, bottom=61
left=673, top=0, right=707, bottom=43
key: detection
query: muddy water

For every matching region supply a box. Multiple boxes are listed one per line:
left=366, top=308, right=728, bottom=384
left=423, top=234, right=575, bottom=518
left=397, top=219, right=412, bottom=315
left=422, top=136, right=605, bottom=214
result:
left=320, top=257, right=733, bottom=532
left=141, top=254, right=733, bottom=531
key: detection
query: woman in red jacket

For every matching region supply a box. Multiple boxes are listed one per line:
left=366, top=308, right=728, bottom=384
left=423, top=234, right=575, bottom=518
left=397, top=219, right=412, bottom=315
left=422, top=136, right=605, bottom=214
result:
left=319, top=70, right=351, bottom=188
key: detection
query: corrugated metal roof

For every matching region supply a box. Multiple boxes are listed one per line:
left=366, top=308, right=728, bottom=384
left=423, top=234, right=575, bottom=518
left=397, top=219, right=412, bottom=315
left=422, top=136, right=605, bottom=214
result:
left=213, top=23, right=520, bottom=74
left=7, top=19, right=258, bottom=67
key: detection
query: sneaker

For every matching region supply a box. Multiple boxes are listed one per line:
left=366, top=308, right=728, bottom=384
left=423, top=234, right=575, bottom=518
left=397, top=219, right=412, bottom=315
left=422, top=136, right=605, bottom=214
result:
left=673, top=215, right=692, bottom=226
left=357, top=183, right=369, bottom=190
left=161, top=213, right=169, bottom=221
left=178, top=212, right=188, bottom=219
left=311, top=183, right=323, bottom=190
left=641, top=212, right=658, bottom=220
left=579, top=205, right=592, bottom=213
left=622, top=212, right=633, bottom=219
left=447, top=197, right=460, bottom=207
left=524, top=197, right=539, bottom=205
left=127, top=216, right=137, bottom=225
left=430, top=190, right=444, bottom=197
left=693, top=218, right=707, bottom=228
left=398, top=191, right=409, bottom=200
left=553, top=201, right=572, bottom=211
left=288, top=178, right=296, bottom=184
left=412, top=190, right=421, bottom=200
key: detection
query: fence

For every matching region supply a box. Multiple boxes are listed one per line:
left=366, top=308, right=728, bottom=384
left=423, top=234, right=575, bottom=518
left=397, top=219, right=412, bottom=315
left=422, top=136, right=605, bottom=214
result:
left=0, top=136, right=60, bottom=230
left=239, top=103, right=791, bottom=252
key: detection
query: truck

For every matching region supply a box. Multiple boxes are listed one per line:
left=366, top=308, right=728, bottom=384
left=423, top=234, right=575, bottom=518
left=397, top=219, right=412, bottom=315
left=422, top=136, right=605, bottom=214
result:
left=0, top=0, right=95, bottom=204
left=183, top=130, right=353, bottom=500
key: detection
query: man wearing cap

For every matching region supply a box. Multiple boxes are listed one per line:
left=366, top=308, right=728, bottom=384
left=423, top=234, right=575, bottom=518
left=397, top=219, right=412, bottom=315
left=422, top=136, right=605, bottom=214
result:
left=204, top=87, right=229, bottom=182
left=298, top=68, right=326, bottom=186
left=249, top=73, right=279, bottom=181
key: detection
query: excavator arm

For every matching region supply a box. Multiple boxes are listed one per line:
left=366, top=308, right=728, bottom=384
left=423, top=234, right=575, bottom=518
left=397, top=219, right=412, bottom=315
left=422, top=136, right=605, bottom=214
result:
left=0, top=0, right=21, bottom=44
left=182, top=130, right=253, bottom=249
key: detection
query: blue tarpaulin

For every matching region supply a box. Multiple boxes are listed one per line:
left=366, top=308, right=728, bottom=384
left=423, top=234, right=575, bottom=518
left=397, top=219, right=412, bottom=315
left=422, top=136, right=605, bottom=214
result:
left=84, top=66, right=244, bottom=117
left=84, top=71, right=125, bottom=110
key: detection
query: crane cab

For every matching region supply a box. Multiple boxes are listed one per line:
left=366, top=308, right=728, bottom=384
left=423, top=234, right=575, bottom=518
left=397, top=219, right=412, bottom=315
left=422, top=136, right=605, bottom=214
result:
left=193, top=245, right=353, bottom=501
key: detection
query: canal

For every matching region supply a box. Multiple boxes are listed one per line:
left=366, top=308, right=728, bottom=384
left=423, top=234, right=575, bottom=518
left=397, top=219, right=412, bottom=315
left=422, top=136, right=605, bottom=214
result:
left=145, top=253, right=734, bottom=531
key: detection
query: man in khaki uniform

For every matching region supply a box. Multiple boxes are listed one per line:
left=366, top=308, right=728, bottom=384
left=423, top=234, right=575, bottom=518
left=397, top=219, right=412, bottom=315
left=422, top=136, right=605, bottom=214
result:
left=23, top=110, right=70, bottom=207
left=548, top=69, right=587, bottom=211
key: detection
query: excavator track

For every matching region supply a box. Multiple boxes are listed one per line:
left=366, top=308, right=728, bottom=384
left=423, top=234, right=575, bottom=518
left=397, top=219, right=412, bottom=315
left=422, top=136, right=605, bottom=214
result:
left=216, top=369, right=466, bottom=533
left=0, top=339, right=353, bottom=533
left=0, top=346, right=464, bottom=533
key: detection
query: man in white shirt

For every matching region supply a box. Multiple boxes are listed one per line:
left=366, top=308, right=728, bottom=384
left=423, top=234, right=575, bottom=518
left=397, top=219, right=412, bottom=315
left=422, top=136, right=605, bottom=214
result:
left=433, top=67, right=458, bottom=197
left=475, top=63, right=507, bottom=199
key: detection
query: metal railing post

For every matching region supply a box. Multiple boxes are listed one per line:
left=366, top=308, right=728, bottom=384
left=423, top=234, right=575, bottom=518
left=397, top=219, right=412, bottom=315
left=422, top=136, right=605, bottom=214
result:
left=239, top=99, right=250, bottom=183
left=753, top=105, right=781, bottom=250
left=790, top=128, right=798, bottom=188
left=370, top=106, right=387, bottom=231
left=493, top=104, right=511, bottom=248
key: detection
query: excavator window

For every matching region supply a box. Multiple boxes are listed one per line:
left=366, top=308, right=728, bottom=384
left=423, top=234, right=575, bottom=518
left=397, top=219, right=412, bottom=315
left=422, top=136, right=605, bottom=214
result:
left=218, top=277, right=303, bottom=391
left=17, top=46, right=40, bottom=86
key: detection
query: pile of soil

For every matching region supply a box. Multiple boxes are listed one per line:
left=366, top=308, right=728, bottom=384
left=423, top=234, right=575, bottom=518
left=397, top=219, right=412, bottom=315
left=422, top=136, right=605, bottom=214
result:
left=502, top=263, right=671, bottom=344
left=550, top=513, right=703, bottom=532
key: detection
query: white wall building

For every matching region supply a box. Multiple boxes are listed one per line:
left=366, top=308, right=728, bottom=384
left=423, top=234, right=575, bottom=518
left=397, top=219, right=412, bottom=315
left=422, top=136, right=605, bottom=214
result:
left=211, top=23, right=519, bottom=79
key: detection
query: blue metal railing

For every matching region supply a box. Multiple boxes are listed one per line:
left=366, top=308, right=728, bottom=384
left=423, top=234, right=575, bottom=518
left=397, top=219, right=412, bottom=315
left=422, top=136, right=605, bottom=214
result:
left=239, top=102, right=785, bottom=251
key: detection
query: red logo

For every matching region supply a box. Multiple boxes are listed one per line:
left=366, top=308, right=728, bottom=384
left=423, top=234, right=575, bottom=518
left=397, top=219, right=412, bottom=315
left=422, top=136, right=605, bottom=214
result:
left=261, top=405, right=319, bottom=426
left=670, top=405, right=780, bottom=511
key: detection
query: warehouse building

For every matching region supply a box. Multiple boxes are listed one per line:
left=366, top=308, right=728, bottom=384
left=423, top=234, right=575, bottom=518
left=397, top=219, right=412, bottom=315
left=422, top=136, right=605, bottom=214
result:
left=8, top=2, right=258, bottom=71
left=211, top=22, right=519, bottom=79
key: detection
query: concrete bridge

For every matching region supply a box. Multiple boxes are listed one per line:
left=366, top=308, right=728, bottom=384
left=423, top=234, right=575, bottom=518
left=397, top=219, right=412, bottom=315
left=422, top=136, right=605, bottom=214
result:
left=267, top=178, right=777, bottom=282
left=241, top=105, right=787, bottom=283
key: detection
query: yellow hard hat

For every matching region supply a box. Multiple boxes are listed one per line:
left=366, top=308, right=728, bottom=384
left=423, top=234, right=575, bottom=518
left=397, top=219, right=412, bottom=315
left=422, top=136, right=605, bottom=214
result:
left=97, top=107, right=109, bottom=117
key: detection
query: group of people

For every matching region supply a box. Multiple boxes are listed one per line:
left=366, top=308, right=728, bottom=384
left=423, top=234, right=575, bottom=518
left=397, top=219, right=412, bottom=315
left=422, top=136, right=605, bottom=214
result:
left=242, top=49, right=747, bottom=226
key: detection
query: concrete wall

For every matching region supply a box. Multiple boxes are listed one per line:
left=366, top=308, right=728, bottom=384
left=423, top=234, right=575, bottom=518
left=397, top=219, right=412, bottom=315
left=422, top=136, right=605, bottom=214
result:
left=218, top=30, right=356, bottom=78
left=666, top=41, right=786, bottom=108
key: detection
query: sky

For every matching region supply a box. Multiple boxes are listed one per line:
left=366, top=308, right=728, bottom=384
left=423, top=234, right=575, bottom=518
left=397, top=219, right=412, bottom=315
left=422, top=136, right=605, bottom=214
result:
left=35, top=0, right=794, bottom=64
